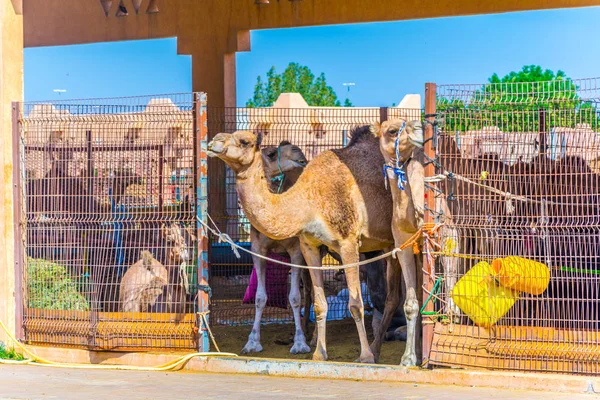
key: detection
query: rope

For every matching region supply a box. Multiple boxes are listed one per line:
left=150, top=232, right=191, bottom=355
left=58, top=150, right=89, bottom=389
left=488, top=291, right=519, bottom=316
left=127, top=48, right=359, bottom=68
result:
left=424, top=170, right=557, bottom=216
left=197, top=215, right=434, bottom=271
left=269, top=146, right=286, bottom=194
left=0, top=318, right=237, bottom=371
left=382, top=121, right=408, bottom=191
left=198, top=311, right=220, bottom=353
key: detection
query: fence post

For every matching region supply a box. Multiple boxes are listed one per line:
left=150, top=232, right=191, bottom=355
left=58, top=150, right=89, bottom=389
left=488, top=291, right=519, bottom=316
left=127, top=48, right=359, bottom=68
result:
left=11, top=102, right=24, bottom=342
left=538, top=108, right=547, bottom=154
left=422, top=82, right=437, bottom=367
left=158, top=145, right=164, bottom=210
left=194, top=92, right=210, bottom=352
left=379, top=106, right=388, bottom=124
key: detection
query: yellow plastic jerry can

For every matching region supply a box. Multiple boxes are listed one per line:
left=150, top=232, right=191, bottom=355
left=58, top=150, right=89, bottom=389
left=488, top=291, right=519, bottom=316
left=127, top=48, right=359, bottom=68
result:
left=451, top=261, right=518, bottom=328
left=491, top=256, right=551, bottom=296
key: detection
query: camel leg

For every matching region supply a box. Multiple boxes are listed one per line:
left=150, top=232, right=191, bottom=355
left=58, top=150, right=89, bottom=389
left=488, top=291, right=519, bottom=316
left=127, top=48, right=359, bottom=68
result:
left=299, top=241, right=327, bottom=361
left=442, top=226, right=461, bottom=319
left=341, top=244, right=375, bottom=364
left=242, top=235, right=268, bottom=354
left=301, top=269, right=318, bottom=346
left=289, top=260, right=311, bottom=354
left=369, top=254, right=402, bottom=362
left=397, top=241, right=420, bottom=367
left=301, top=269, right=312, bottom=337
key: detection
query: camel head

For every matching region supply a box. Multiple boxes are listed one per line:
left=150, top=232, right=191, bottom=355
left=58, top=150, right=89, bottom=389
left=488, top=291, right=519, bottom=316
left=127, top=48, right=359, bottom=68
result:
left=371, top=118, right=424, bottom=164
left=261, top=140, right=308, bottom=179
left=207, top=130, right=263, bottom=173
left=162, top=222, right=195, bottom=265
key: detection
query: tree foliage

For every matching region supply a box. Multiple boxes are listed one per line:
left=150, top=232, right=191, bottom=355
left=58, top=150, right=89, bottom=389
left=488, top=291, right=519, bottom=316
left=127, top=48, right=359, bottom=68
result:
left=246, top=62, right=352, bottom=107
left=438, top=65, right=600, bottom=132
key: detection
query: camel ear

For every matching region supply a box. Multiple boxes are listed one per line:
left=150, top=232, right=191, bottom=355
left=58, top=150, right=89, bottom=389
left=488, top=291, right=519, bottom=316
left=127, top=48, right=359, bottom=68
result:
left=370, top=122, right=382, bottom=137
left=255, top=131, right=263, bottom=148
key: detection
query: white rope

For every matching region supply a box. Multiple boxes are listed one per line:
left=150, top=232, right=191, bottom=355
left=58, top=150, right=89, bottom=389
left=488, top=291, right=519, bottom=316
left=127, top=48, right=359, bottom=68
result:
left=424, top=170, right=555, bottom=208
left=196, top=215, right=402, bottom=270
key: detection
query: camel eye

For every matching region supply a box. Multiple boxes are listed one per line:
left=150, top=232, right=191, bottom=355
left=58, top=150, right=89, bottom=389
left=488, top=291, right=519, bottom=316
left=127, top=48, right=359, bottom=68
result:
left=388, top=128, right=398, bottom=135
left=240, top=139, right=250, bottom=146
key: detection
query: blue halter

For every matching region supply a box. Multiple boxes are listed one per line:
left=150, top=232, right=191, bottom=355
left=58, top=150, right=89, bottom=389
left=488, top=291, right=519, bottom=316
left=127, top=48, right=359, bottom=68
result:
left=382, top=121, right=409, bottom=191
left=269, top=146, right=286, bottom=194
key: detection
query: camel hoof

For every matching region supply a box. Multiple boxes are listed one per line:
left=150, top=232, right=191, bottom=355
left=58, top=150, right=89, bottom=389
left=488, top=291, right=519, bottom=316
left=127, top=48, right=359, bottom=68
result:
left=312, top=350, right=328, bottom=362
left=290, top=341, right=311, bottom=354
left=400, top=353, right=417, bottom=367
left=241, top=341, right=263, bottom=354
left=358, top=351, right=375, bottom=364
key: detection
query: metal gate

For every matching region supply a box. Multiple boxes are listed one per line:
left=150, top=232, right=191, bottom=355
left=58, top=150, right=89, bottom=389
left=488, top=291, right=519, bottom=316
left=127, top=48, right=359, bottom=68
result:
left=12, top=93, right=209, bottom=351
left=423, top=79, right=600, bottom=374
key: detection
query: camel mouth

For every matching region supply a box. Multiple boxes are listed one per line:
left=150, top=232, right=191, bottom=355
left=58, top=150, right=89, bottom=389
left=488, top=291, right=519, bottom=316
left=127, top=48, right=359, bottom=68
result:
left=291, top=160, right=307, bottom=168
left=409, top=137, right=424, bottom=147
left=207, top=141, right=225, bottom=157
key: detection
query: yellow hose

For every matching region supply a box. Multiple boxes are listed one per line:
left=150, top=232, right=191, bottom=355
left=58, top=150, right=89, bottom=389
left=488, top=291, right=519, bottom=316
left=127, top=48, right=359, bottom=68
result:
left=0, top=318, right=238, bottom=371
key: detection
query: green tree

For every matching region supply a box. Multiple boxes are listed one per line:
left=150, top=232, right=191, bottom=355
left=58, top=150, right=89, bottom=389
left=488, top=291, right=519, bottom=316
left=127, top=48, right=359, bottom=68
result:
left=438, top=65, right=600, bottom=132
left=246, top=62, right=352, bottom=107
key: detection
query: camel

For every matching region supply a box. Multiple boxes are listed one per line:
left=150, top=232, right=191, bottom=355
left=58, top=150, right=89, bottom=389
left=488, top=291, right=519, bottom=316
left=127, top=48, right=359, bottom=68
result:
left=120, top=250, right=168, bottom=312
left=371, top=119, right=425, bottom=366
left=243, top=141, right=312, bottom=355
left=157, top=222, right=195, bottom=316
left=207, top=125, right=414, bottom=364
left=120, top=223, right=194, bottom=315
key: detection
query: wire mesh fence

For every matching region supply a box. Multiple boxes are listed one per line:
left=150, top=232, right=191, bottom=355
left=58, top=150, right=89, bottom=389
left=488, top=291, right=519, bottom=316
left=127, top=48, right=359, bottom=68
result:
left=206, top=106, right=422, bottom=327
left=427, top=78, right=600, bottom=374
left=15, top=94, right=203, bottom=350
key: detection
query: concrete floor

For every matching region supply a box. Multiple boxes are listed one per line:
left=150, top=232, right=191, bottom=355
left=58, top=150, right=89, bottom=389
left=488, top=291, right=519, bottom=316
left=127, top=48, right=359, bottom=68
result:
left=0, top=365, right=595, bottom=399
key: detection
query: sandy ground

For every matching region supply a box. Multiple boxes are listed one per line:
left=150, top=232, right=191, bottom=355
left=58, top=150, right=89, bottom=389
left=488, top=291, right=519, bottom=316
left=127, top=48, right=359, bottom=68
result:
left=211, top=317, right=406, bottom=365
left=0, top=364, right=592, bottom=400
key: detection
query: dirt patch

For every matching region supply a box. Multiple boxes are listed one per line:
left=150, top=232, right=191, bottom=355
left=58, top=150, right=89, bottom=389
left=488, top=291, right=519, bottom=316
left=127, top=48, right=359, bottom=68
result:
left=211, top=317, right=406, bottom=365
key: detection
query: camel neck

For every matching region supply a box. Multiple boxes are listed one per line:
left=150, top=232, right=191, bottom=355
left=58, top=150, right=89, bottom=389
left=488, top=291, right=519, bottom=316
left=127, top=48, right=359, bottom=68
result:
left=388, top=161, right=420, bottom=233
left=235, top=153, right=306, bottom=240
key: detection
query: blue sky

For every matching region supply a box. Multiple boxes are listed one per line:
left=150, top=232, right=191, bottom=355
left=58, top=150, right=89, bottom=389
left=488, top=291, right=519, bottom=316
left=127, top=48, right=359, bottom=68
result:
left=25, top=6, right=600, bottom=107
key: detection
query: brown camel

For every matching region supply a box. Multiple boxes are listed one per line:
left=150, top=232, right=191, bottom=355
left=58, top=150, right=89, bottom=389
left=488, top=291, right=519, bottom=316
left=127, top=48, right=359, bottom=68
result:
left=120, top=250, right=168, bottom=312
left=371, top=118, right=424, bottom=366
left=208, top=125, right=413, bottom=364
left=120, top=223, right=194, bottom=315
left=243, top=141, right=312, bottom=355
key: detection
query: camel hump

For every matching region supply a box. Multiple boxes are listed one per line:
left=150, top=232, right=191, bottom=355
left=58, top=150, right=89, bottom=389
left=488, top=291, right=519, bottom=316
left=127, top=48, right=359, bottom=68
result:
left=347, top=125, right=376, bottom=147
left=141, top=250, right=153, bottom=269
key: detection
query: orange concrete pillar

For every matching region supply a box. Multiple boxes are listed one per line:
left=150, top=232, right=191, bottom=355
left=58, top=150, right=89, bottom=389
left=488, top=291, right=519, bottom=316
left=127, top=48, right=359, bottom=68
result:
left=190, top=40, right=242, bottom=220
left=0, top=0, right=23, bottom=344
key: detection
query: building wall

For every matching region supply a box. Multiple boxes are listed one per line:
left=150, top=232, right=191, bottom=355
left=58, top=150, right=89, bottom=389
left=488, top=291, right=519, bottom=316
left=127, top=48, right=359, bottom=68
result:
left=0, top=0, right=23, bottom=344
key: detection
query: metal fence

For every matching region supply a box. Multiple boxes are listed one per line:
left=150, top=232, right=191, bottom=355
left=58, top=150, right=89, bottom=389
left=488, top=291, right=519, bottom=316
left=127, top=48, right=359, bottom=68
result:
left=14, top=98, right=423, bottom=351
left=14, top=93, right=208, bottom=351
left=206, top=106, right=422, bottom=327
left=424, top=78, right=600, bottom=374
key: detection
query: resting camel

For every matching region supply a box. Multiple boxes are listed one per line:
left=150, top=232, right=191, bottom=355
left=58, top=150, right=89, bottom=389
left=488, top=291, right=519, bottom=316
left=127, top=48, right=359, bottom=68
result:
left=120, top=223, right=194, bottom=315
left=120, top=250, right=168, bottom=312
left=243, top=141, right=312, bottom=355
left=371, top=119, right=424, bottom=365
left=207, top=124, right=418, bottom=365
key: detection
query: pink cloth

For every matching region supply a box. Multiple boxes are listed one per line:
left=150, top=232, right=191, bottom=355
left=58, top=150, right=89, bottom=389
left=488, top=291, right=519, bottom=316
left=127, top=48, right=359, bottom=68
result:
left=243, top=252, right=290, bottom=309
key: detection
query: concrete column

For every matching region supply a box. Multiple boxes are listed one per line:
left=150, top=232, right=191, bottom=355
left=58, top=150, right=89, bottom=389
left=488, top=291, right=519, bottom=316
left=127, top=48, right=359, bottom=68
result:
left=0, top=0, right=23, bottom=344
left=191, top=47, right=238, bottom=222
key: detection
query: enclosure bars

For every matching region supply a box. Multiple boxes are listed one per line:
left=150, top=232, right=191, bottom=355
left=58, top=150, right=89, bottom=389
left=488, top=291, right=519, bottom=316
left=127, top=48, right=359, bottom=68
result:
left=194, top=92, right=211, bottom=352
left=11, top=101, right=25, bottom=341
left=422, top=82, right=437, bottom=367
